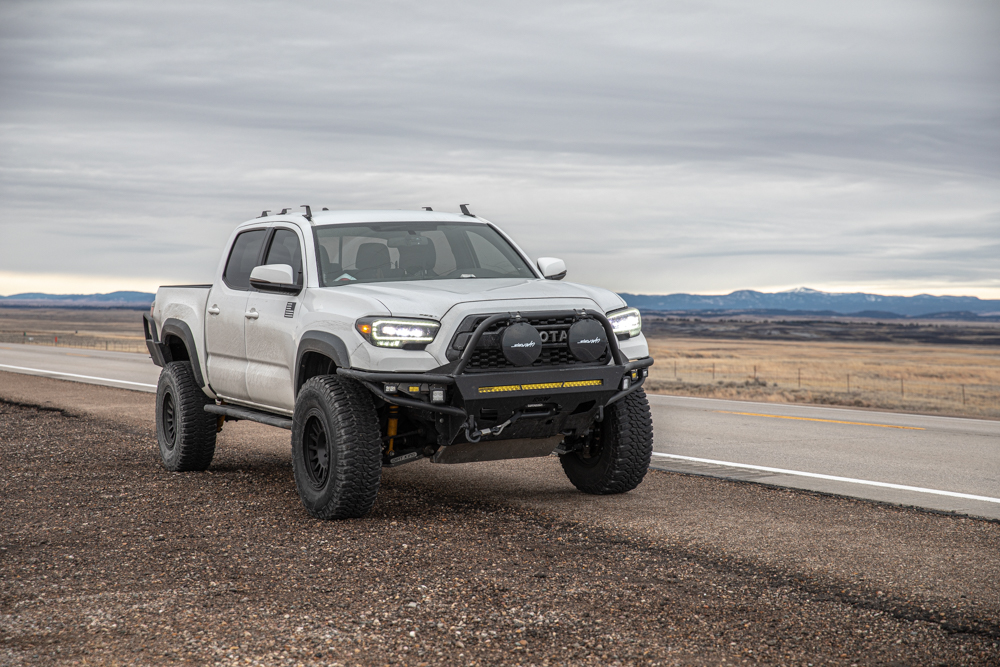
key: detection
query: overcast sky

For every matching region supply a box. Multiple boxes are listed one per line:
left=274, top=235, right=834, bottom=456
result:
left=1, top=0, right=998, bottom=297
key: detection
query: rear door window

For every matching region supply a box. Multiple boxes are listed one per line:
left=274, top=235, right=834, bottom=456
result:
left=223, top=229, right=268, bottom=290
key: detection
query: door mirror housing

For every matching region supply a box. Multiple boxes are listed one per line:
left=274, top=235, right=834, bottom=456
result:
left=536, top=257, right=567, bottom=280
left=249, top=264, right=301, bottom=294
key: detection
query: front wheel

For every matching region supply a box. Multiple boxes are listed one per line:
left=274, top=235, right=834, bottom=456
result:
left=560, top=388, right=654, bottom=494
left=155, top=361, right=217, bottom=471
left=291, top=376, right=382, bottom=519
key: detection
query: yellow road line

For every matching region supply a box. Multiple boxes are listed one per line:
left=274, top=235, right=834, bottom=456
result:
left=714, top=410, right=925, bottom=430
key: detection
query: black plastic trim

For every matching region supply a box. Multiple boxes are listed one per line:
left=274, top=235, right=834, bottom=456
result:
left=294, top=331, right=352, bottom=395
left=160, top=318, right=206, bottom=388
left=454, top=313, right=515, bottom=374
left=249, top=277, right=303, bottom=295
left=142, top=313, right=168, bottom=367
left=450, top=310, right=626, bottom=373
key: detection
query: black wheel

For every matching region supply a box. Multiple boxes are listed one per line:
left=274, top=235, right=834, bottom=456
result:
left=560, top=388, right=653, bottom=494
left=155, top=361, right=217, bottom=471
left=291, top=375, right=382, bottom=519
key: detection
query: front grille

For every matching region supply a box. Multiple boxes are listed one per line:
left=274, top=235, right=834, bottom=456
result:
left=451, top=312, right=609, bottom=372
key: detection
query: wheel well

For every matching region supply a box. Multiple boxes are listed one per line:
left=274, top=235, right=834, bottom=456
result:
left=297, top=351, right=337, bottom=395
left=163, top=334, right=190, bottom=363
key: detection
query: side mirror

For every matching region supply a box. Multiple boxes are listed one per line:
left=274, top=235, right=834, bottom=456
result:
left=537, top=257, right=567, bottom=281
left=249, top=264, right=301, bottom=294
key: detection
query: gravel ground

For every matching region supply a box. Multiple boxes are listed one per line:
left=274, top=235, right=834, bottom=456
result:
left=1, top=372, right=999, bottom=666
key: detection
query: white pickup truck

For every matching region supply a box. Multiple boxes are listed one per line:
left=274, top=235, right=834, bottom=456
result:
left=144, top=207, right=654, bottom=519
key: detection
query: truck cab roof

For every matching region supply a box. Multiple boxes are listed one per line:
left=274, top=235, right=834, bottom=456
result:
left=247, top=209, right=486, bottom=226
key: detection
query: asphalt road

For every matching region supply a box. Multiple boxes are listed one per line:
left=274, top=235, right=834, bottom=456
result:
left=2, top=342, right=998, bottom=520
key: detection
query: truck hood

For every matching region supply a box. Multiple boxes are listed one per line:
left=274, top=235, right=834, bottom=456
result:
left=326, top=278, right=626, bottom=319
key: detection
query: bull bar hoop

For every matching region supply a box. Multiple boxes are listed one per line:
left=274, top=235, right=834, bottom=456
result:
left=336, top=309, right=653, bottom=421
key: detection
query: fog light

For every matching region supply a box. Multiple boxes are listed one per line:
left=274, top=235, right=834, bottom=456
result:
left=643, top=368, right=649, bottom=378
left=630, top=369, right=638, bottom=380
left=384, top=383, right=398, bottom=394
left=430, top=388, right=446, bottom=403
left=621, top=377, right=631, bottom=391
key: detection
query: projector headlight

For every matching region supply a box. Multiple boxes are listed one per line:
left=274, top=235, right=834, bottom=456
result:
left=356, top=317, right=440, bottom=349
left=607, top=307, right=641, bottom=338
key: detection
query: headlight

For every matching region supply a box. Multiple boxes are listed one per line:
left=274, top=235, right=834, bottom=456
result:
left=607, top=307, right=641, bottom=338
left=356, top=317, right=440, bottom=348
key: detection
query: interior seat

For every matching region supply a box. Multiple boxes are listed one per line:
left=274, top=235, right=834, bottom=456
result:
left=398, top=243, right=437, bottom=277
left=354, top=243, right=391, bottom=279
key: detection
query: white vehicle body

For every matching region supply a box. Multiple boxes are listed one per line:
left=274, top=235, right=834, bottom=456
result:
left=146, top=209, right=649, bottom=418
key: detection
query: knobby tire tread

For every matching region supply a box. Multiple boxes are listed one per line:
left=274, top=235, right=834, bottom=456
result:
left=157, top=361, right=216, bottom=472
left=292, top=376, right=382, bottom=520
left=561, top=388, right=653, bottom=495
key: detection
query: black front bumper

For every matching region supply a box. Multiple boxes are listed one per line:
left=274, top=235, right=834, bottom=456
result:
left=337, top=310, right=653, bottom=445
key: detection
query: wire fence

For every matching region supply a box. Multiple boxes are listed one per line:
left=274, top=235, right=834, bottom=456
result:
left=0, top=332, right=147, bottom=354
left=3, top=332, right=998, bottom=417
left=649, top=360, right=1000, bottom=418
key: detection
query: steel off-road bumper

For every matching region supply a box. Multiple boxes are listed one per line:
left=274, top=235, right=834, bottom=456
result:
left=337, top=310, right=654, bottom=463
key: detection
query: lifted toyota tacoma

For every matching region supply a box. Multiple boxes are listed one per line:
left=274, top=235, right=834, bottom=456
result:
left=144, top=206, right=654, bottom=519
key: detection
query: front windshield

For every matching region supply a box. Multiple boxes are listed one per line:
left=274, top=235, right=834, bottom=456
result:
left=314, top=221, right=536, bottom=286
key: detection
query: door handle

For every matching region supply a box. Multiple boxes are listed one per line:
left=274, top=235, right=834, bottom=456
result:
left=207, top=305, right=221, bottom=315
left=245, top=309, right=259, bottom=320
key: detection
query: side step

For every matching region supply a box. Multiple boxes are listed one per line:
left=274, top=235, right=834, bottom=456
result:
left=204, top=404, right=293, bottom=430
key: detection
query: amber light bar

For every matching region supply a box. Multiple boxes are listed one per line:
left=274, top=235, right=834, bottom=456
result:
left=477, top=379, right=603, bottom=394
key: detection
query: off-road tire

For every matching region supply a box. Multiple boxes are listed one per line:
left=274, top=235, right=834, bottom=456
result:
left=156, top=361, right=217, bottom=471
left=291, top=375, right=382, bottom=519
left=560, top=388, right=653, bottom=494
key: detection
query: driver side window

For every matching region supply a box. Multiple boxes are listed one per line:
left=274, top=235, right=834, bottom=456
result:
left=263, top=229, right=303, bottom=285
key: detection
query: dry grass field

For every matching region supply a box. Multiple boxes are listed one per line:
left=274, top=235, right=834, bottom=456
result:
left=0, top=307, right=146, bottom=352
left=2, top=307, right=997, bottom=419
left=645, top=336, right=1000, bottom=419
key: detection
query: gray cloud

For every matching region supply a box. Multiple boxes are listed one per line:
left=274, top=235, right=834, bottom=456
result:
left=1, top=0, right=998, bottom=295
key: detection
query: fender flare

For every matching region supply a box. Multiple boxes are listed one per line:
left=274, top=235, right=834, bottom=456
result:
left=294, top=331, right=352, bottom=396
left=160, top=318, right=207, bottom=389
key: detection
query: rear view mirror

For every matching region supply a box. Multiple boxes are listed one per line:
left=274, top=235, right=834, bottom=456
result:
left=536, top=257, right=567, bottom=280
left=250, top=264, right=301, bottom=294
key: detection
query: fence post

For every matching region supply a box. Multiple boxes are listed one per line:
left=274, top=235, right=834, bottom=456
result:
left=798, top=368, right=801, bottom=388
left=847, top=373, right=850, bottom=392
left=962, top=385, right=966, bottom=406
left=674, top=360, right=677, bottom=378
left=712, top=362, right=715, bottom=380
left=753, top=365, right=757, bottom=380
left=900, top=378, right=904, bottom=397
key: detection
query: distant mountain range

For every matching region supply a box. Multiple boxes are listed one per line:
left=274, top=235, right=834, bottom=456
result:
left=621, top=288, right=1000, bottom=319
left=0, top=291, right=155, bottom=308
left=2, top=287, right=1000, bottom=319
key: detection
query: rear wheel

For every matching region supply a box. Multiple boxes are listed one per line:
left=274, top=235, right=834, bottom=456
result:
left=560, top=389, right=653, bottom=494
left=156, top=361, right=217, bottom=471
left=291, top=376, right=382, bottom=519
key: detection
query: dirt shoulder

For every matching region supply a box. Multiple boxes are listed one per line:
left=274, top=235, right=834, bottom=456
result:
left=2, top=372, right=998, bottom=666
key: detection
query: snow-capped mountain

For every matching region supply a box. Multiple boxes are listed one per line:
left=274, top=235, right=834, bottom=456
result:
left=620, top=288, right=1000, bottom=317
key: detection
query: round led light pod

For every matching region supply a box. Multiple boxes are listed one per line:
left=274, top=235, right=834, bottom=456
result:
left=568, top=319, right=607, bottom=362
left=501, top=322, right=542, bottom=366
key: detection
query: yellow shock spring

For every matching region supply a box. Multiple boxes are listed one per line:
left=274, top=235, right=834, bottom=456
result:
left=387, top=405, right=399, bottom=454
